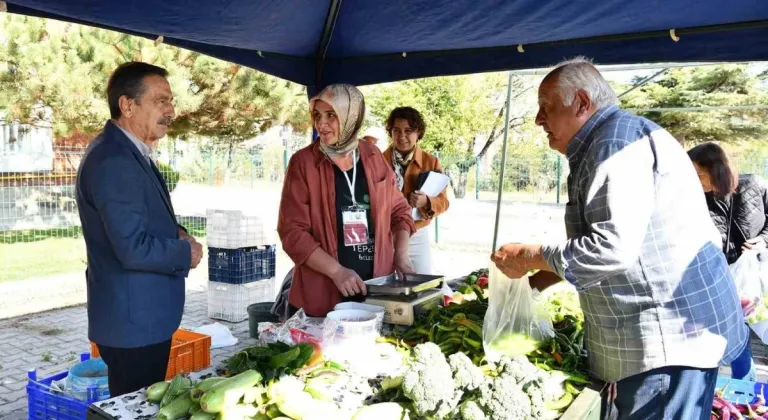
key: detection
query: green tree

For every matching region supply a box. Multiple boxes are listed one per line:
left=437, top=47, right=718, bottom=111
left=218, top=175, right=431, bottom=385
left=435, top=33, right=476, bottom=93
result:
left=620, top=65, right=768, bottom=146
left=363, top=74, right=535, bottom=198
left=0, top=14, right=309, bottom=175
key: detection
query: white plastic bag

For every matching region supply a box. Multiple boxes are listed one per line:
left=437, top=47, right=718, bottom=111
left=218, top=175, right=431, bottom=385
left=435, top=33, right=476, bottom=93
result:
left=192, top=322, right=238, bottom=349
left=730, top=249, right=767, bottom=305
left=482, top=263, right=555, bottom=362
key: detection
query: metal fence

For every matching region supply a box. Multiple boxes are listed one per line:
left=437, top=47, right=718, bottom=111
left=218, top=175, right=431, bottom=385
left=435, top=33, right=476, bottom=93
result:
left=2, top=139, right=768, bottom=283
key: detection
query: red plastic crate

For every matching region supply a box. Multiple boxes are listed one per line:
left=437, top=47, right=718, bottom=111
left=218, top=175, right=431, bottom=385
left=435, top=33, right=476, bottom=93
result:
left=90, top=329, right=211, bottom=380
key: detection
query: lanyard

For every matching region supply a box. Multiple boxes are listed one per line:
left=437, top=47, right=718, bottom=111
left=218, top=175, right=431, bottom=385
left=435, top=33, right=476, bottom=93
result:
left=340, top=149, right=358, bottom=205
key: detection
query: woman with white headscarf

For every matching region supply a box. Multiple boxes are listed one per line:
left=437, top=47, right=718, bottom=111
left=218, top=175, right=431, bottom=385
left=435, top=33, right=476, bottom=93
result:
left=278, top=84, right=416, bottom=317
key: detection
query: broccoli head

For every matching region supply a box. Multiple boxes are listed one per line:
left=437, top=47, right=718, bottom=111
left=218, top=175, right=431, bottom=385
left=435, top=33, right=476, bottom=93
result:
left=448, top=352, right=485, bottom=392
left=401, top=343, right=459, bottom=419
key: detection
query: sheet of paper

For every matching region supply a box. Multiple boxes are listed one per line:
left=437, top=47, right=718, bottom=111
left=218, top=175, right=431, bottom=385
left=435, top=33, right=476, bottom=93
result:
left=412, top=172, right=450, bottom=220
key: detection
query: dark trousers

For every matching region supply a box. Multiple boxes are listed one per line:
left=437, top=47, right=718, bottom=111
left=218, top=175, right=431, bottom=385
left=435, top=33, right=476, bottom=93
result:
left=601, top=365, right=718, bottom=420
left=97, top=339, right=172, bottom=397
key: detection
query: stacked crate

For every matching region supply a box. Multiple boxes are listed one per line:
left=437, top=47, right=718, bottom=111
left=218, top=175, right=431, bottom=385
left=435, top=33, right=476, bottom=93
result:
left=206, top=209, right=275, bottom=322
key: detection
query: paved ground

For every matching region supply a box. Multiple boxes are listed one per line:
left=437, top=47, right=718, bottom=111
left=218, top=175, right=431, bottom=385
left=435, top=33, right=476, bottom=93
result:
left=0, top=290, right=258, bottom=419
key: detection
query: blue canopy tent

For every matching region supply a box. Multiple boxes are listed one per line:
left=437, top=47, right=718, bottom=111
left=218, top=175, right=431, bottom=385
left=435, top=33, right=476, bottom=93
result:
left=5, top=0, right=768, bottom=91
left=5, top=0, right=768, bottom=251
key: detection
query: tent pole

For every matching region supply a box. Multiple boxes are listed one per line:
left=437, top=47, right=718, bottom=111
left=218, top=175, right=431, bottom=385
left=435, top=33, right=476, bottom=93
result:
left=492, top=71, right=513, bottom=253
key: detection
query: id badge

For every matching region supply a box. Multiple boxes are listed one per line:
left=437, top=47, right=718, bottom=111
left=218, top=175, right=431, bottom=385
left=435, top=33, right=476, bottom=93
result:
left=341, top=206, right=369, bottom=246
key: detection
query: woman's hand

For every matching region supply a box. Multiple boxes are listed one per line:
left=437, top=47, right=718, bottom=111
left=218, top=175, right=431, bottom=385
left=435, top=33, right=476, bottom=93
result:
left=743, top=237, right=766, bottom=252
left=394, top=255, right=416, bottom=277
left=409, top=191, right=429, bottom=209
left=330, top=266, right=367, bottom=297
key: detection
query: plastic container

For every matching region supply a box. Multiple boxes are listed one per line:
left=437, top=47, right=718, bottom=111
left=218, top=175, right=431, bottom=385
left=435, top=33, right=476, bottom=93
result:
left=206, top=209, right=266, bottom=249
left=333, top=302, right=385, bottom=333
left=208, top=246, right=276, bottom=284
left=248, top=302, right=279, bottom=339
left=27, top=352, right=109, bottom=420
left=322, top=310, right=378, bottom=361
left=68, top=357, right=109, bottom=401
left=208, top=279, right=276, bottom=322
left=91, top=329, right=211, bottom=380
left=716, top=376, right=768, bottom=404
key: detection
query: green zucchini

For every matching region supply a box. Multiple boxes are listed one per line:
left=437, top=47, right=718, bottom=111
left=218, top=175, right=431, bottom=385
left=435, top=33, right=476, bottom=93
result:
left=216, top=404, right=260, bottom=420
left=242, top=385, right=265, bottom=404
left=161, top=375, right=192, bottom=408
left=189, top=412, right=216, bottom=420
left=190, top=377, right=226, bottom=403
left=157, top=391, right=195, bottom=420
left=200, top=370, right=263, bottom=413
left=146, top=381, right=169, bottom=403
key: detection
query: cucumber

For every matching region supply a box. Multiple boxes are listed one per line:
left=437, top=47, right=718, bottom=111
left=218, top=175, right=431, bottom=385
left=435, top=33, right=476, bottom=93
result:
left=190, top=377, right=226, bottom=403
left=157, top=391, right=195, bottom=420
left=190, top=413, right=216, bottom=420
left=146, top=381, right=169, bottom=403
left=200, top=370, right=263, bottom=413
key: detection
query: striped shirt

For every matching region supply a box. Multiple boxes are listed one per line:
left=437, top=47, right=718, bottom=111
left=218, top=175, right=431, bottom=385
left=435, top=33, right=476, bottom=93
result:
left=542, top=105, right=748, bottom=382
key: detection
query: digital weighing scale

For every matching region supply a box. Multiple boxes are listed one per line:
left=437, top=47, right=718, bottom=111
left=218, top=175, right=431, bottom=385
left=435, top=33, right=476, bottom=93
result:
left=363, top=273, right=444, bottom=326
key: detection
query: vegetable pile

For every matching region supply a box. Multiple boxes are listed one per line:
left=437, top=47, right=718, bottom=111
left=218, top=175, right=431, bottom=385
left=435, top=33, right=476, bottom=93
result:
left=143, top=267, right=596, bottom=419
left=386, top=270, right=588, bottom=378
left=446, top=269, right=489, bottom=305
left=146, top=359, right=357, bottom=420
left=372, top=342, right=582, bottom=420
left=711, top=388, right=768, bottom=419
left=224, top=342, right=323, bottom=380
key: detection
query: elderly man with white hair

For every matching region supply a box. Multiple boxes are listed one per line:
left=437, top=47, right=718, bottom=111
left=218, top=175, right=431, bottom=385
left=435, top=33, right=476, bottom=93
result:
left=492, top=57, right=747, bottom=420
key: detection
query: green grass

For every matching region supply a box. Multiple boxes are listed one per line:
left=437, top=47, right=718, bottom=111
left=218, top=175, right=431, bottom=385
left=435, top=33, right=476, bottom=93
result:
left=0, top=234, right=87, bottom=282
left=1, top=218, right=207, bottom=283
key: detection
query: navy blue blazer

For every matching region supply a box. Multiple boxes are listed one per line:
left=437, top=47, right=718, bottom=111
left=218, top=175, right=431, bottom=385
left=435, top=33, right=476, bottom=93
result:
left=76, top=121, right=191, bottom=348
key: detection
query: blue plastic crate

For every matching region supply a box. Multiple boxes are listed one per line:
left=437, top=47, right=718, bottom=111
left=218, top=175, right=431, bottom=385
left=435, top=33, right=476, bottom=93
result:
left=208, top=245, right=276, bottom=284
left=27, top=352, right=109, bottom=420
left=716, top=376, right=768, bottom=405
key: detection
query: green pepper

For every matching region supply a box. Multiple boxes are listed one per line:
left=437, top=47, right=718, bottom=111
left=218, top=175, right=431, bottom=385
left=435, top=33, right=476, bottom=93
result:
left=472, top=285, right=486, bottom=301
left=545, top=391, right=574, bottom=411
left=462, top=336, right=482, bottom=349
left=565, top=381, right=582, bottom=395
left=567, top=372, right=591, bottom=384
left=456, top=319, right=483, bottom=339
left=451, top=313, right=467, bottom=322
left=437, top=324, right=457, bottom=332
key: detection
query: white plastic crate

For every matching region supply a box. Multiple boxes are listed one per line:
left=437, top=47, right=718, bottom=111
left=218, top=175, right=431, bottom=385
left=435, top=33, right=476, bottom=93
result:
left=206, top=209, right=266, bottom=249
left=207, top=278, right=275, bottom=322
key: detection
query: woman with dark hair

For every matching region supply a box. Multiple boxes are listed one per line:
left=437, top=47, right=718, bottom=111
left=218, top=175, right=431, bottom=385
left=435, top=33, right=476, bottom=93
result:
left=383, top=107, right=450, bottom=274
left=688, top=142, right=768, bottom=263
left=278, top=84, right=416, bottom=317
left=688, top=141, right=766, bottom=381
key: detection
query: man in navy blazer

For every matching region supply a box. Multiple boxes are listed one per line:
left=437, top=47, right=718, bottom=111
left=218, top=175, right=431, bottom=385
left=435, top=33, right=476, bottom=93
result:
left=76, top=62, right=203, bottom=396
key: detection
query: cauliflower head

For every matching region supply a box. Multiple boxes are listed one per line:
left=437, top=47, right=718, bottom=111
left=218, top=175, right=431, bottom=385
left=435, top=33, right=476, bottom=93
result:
left=401, top=343, right=458, bottom=418
left=448, top=352, right=485, bottom=392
